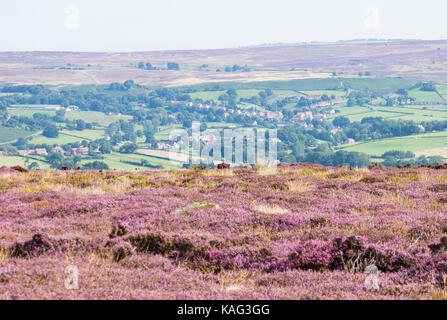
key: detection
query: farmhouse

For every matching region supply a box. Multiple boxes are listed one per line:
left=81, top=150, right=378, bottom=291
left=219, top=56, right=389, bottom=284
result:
left=33, top=148, right=48, bottom=156
left=17, top=150, right=33, bottom=156
left=292, top=111, right=313, bottom=122
left=73, top=147, right=89, bottom=155
left=52, top=146, right=65, bottom=153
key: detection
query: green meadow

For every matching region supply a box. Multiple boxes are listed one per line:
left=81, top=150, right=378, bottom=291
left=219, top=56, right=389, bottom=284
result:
left=338, top=131, right=447, bottom=156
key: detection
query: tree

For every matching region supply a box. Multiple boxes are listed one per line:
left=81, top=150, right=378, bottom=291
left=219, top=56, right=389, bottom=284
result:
left=82, top=161, right=109, bottom=170
left=75, top=119, right=85, bottom=131
left=291, top=141, right=305, bottom=161
left=167, top=62, right=179, bottom=70
left=13, top=137, right=27, bottom=148
left=28, top=162, right=40, bottom=170
left=99, top=141, right=112, bottom=154
left=123, top=80, right=134, bottom=89
left=42, top=125, right=59, bottom=138
left=421, top=82, right=436, bottom=92
left=333, top=116, right=350, bottom=127
left=119, top=143, right=137, bottom=154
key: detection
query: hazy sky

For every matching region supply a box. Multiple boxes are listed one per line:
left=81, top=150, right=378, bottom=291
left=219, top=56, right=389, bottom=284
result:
left=0, top=0, right=446, bottom=51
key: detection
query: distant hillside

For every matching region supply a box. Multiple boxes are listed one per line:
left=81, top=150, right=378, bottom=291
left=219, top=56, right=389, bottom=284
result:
left=1, top=40, right=447, bottom=86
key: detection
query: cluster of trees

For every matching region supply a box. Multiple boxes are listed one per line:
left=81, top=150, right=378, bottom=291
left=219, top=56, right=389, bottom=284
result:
left=167, top=62, right=180, bottom=70
left=277, top=125, right=370, bottom=167
left=382, top=155, right=442, bottom=167
left=137, top=62, right=154, bottom=70
left=222, top=65, right=249, bottom=72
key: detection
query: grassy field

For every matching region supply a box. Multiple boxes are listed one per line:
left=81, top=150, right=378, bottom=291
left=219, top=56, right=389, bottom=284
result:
left=329, top=104, right=447, bottom=122
left=8, top=109, right=57, bottom=117
left=437, top=84, right=447, bottom=100
left=408, top=89, right=444, bottom=102
left=29, top=133, right=89, bottom=145
left=180, top=78, right=417, bottom=94
left=300, top=89, right=347, bottom=98
left=59, top=129, right=105, bottom=141
left=8, top=108, right=131, bottom=127
left=98, top=152, right=182, bottom=169
left=65, top=111, right=132, bottom=127
left=0, top=156, right=50, bottom=169
left=189, top=89, right=262, bottom=102
left=338, top=131, right=447, bottom=156
left=0, top=126, right=34, bottom=143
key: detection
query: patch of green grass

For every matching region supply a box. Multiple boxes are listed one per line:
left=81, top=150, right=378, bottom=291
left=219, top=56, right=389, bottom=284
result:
left=96, top=152, right=181, bottom=170
left=0, top=156, right=50, bottom=169
left=329, top=104, right=447, bottom=122
left=338, top=131, right=447, bottom=156
left=154, top=124, right=182, bottom=141
left=189, top=89, right=262, bottom=102
left=30, top=133, right=87, bottom=145
left=180, top=77, right=418, bottom=95
left=65, top=111, right=132, bottom=127
left=8, top=109, right=56, bottom=117
left=0, top=126, right=34, bottom=143
left=300, top=90, right=347, bottom=98
left=60, top=129, right=105, bottom=141
left=408, top=89, right=443, bottom=102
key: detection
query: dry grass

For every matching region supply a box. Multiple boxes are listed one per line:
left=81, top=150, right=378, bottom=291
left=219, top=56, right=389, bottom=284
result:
left=251, top=204, right=289, bottom=215
left=287, top=180, right=313, bottom=192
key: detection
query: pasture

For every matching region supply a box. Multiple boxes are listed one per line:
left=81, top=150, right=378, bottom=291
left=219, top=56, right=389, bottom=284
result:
left=330, top=104, right=447, bottom=122
left=65, top=111, right=132, bottom=127
left=338, top=131, right=447, bottom=156
left=0, top=126, right=34, bottom=143
left=408, top=89, right=444, bottom=102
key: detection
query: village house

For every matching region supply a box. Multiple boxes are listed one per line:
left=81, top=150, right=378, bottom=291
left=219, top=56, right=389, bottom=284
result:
left=52, top=146, right=65, bottom=153
left=370, top=98, right=382, bottom=106
left=313, top=113, right=327, bottom=121
left=33, top=148, right=48, bottom=156
left=292, top=111, right=313, bottom=122
left=17, top=150, right=33, bottom=156
left=330, top=128, right=341, bottom=134
left=73, top=147, right=89, bottom=156
left=346, top=138, right=356, bottom=144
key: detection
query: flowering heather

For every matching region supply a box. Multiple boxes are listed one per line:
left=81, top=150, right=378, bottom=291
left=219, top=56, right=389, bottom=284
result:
left=2, top=164, right=447, bottom=299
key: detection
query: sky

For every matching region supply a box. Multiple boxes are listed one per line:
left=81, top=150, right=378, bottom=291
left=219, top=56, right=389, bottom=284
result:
left=0, top=0, right=446, bottom=52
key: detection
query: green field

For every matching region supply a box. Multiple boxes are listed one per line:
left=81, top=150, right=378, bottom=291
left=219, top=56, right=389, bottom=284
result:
left=29, top=129, right=105, bottom=145
left=60, top=129, right=105, bottom=141
left=0, top=126, right=34, bottom=143
left=268, top=90, right=304, bottom=103
left=8, top=108, right=132, bottom=127
left=408, top=89, right=444, bottom=102
left=65, top=111, right=132, bottom=127
left=300, top=90, right=347, bottom=99
left=180, top=78, right=418, bottom=94
left=97, top=152, right=182, bottom=170
left=338, top=131, right=447, bottom=156
left=329, top=104, right=447, bottom=122
left=189, top=89, right=262, bottom=102
left=437, top=84, right=447, bottom=100
left=8, top=109, right=57, bottom=117
left=30, top=133, right=89, bottom=145
left=0, top=156, right=50, bottom=169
